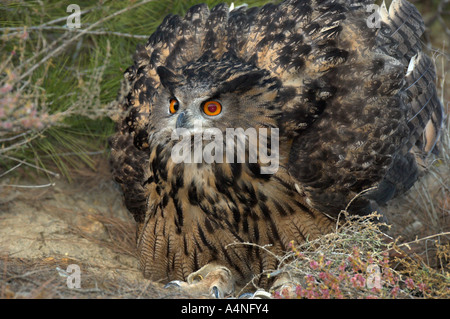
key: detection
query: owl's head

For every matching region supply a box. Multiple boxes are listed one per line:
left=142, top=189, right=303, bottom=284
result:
left=147, top=54, right=291, bottom=145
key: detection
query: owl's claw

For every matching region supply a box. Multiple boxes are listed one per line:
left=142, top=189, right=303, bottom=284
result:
left=211, top=286, right=222, bottom=299
left=164, top=263, right=235, bottom=298
left=164, top=280, right=187, bottom=289
left=238, top=289, right=273, bottom=299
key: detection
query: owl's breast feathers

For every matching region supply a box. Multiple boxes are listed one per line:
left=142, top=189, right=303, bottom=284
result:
left=109, top=0, right=444, bottom=285
left=135, top=137, right=334, bottom=283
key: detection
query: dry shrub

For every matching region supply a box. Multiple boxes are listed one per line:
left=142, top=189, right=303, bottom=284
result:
left=269, top=212, right=449, bottom=299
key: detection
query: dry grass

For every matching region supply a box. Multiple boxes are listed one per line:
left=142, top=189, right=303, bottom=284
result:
left=0, top=256, right=192, bottom=299
left=0, top=160, right=197, bottom=299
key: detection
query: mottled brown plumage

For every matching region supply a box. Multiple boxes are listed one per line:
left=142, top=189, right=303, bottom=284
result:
left=109, top=0, right=443, bottom=292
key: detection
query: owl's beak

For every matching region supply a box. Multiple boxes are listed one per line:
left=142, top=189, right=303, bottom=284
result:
left=176, top=111, right=188, bottom=129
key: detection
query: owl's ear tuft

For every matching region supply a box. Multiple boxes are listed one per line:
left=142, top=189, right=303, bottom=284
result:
left=157, top=66, right=183, bottom=91
left=218, top=70, right=268, bottom=94
left=133, top=44, right=149, bottom=63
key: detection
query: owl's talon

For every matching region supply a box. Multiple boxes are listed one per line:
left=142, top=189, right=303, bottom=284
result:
left=238, top=292, right=255, bottom=299
left=211, top=286, right=222, bottom=299
left=238, top=289, right=272, bottom=299
left=164, top=280, right=186, bottom=289
left=163, top=264, right=235, bottom=298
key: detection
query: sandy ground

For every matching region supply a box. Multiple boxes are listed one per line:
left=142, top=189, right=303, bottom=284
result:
left=0, top=161, right=193, bottom=298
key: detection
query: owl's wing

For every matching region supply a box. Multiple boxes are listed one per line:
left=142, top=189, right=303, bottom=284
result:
left=283, top=0, right=444, bottom=216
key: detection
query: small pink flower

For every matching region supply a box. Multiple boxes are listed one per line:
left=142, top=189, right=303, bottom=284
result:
left=338, top=273, right=347, bottom=281
left=405, top=278, right=415, bottom=290
left=319, top=272, right=328, bottom=281
left=350, top=274, right=366, bottom=288
left=295, top=285, right=304, bottom=298
left=320, top=288, right=330, bottom=299
left=1, top=121, right=13, bottom=129
left=371, top=286, right=381, bottom=294
left=309, top=260, right=319, bottom=270
left=390, top=286, right=400, bottom=298
left=21, top=30, right=29, bottom=40
left=21, top=118, right=31, bottom=128
left=0, top=84, right=13, bottom=94
left=417, top=282, right=428, bottom=293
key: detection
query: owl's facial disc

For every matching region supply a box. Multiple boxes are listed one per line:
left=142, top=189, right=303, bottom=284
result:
left=150, top=60, right=283, bottom=173
left=153, top=57, right=285, bottom=144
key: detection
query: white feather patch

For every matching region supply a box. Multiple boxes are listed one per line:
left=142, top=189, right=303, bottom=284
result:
left=406, top=54, right=417, bottom=76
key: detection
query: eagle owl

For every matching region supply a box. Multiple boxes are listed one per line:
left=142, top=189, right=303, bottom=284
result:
left=109, top=0, right=443, bottom=295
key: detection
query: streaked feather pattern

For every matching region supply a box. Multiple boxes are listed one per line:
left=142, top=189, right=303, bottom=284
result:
left=109, top=0, right=443, bottom=287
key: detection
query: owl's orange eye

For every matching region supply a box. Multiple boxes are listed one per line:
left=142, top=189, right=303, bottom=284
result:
left=169, top=99, right=179, bottom=114
left=203, top=100, right=222, bottom=116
